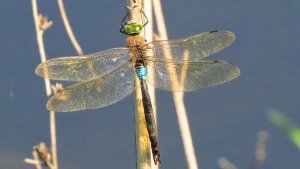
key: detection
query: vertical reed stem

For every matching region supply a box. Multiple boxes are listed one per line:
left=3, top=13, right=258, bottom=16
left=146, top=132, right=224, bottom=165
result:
left=143, top=1, right=159, bottom=168
left=126, top=1, right=153, bottom=168
left=32, top=1, right=58, bottom=169
left=152, top=0, right=199, bottom=168
left=57, top=0, right=84, bottom=55
left=49, top=111, right=58, bottom=169
left=32, top=0, right=51, bottom=96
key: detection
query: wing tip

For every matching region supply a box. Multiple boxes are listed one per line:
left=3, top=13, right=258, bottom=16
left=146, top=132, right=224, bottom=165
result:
left=46, top=97, right=57, bottom=112
left=233, top=66, right=241, bottom=79
left=35, top=62, right=51, bottom=79
left=226, top=31, right=236, bottom=42
left=214, top=60, right=241, bottom=80
left=208, top=30, right=236, bottom=42
left=35, top=63, right=44, bottom=76
left=46, top=91, right=82, bottom=113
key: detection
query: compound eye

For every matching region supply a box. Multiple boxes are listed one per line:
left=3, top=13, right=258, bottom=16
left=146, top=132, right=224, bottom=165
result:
left=123, top=25, right=134, bottom=35
left=128, top=25, right=134, bottom=32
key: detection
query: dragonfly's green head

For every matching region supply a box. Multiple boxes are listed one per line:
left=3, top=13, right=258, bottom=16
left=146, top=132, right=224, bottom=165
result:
left=121, top=23, right=144, bottom=35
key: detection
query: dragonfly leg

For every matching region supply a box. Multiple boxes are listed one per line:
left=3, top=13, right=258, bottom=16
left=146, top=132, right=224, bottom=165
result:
left=120, top=12, right=129, bottom=34
left=140, top=9, right=149, bottom=27
left=153, top=154, right=161, bottom=165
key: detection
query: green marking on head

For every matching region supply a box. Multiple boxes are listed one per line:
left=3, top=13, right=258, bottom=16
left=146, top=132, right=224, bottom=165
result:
left=122, top=23, right=144, bottom=35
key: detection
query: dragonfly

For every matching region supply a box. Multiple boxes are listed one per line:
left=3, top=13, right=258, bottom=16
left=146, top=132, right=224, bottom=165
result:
left=35, top=18, right=240, bottom=164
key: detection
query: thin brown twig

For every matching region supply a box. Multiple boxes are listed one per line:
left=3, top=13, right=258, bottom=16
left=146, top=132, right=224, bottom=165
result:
left=24, top=156, right=42, bottom=169
left=32, top=0, right=52, bottom=96
left=57, top=0, right=84, bottom=55
left=31, top=1, right=58, bottom=169
left=49, top=111, right=58, bottom=169
left=33, top=151, right=43, bottom=169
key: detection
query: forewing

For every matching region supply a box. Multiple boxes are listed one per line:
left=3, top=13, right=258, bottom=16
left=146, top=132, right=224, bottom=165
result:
left=47, top=63, right=135, bottom=112
left=35, top=48, right=130, bottom=81
left=147, top=60, right=240, bottom=92
left=148, top=31, right=235, bottom=61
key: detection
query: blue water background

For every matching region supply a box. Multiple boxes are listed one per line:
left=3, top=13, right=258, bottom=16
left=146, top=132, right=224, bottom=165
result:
left=0, top=1, right=299, bottom=168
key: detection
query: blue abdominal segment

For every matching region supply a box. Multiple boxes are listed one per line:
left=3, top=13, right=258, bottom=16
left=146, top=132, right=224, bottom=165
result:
left=136, top=67, right=147, bottom=80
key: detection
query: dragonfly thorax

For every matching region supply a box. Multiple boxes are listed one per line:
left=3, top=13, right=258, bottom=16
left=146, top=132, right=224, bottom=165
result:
left=127, top=35, right=146, bottom=47
left=127, top=35, right=149, bottom=64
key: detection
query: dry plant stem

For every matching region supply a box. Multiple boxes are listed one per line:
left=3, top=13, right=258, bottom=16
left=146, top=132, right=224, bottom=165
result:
left=126, top=0, right=152, bottom=168
left=33, top=151, right=43, bottom=169
left=143, top=0, right=155, bottom=117
left=32, top=1, right=58, bottom=169
left=135, top=96, right=152, bottom=169
left=57, top=0, right=84, bottom=55
left=248, top=131, right=268, bottom=169
left=32, top=0, right=51, bottom=96
left=152, top=0, right=199, bottom=169
left=24, top=158, right=40, bottom=166
left=50, top=111, right=58, bottom=169
left=24, top=154, right=42, bottom=169
left=143, top=1, right=159, bottom=168
left=218, top=157, right=238, bottom=169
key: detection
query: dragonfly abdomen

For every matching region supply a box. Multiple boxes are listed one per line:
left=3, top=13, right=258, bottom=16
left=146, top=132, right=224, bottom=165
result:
left=140, top=79, right=161, bottom=164
left=136, top=65, right=161, bottom=164
left=135, top=65, right=147, bottom=80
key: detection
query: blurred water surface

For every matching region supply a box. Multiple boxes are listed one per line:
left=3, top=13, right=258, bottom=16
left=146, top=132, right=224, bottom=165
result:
left=0, top=1, right=299, bottom=169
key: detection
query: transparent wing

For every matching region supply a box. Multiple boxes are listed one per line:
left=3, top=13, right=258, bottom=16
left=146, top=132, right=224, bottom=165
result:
left=47, top=63, right=135, bottom=112
left=35, top=48, right=130, bottom=81
left=146, top=60, right=240, bottom=92
left=147, top=30, right=235, bottom=61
